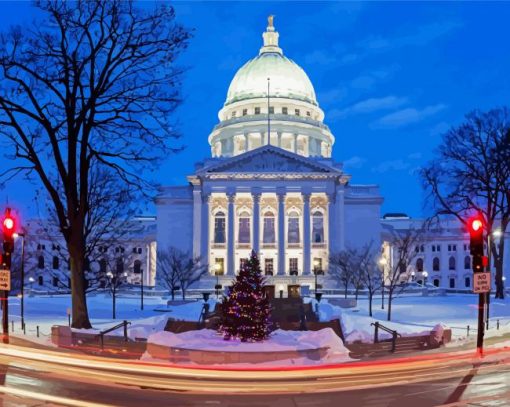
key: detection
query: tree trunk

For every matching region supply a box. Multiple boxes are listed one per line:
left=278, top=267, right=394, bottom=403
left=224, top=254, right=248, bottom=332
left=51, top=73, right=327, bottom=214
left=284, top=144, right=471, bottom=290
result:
left=182, top=288, right=186, bottom=301
left=113, top=285, right=116, bottom=319
left=387, top=289, right=393, bottom=321
left=68, top=241, right=92, bottom=329
left=171, top=287, right=175, bottom=301
left=494, top=240, right=505, bottom=299
left=368, top=292, right=373, bottom=317
left=344, top=284, right=348, bottom=299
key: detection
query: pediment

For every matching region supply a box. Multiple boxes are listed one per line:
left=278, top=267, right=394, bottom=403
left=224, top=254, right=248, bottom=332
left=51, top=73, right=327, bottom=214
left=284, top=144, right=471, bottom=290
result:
left=198, top=146, right=341, bottom=175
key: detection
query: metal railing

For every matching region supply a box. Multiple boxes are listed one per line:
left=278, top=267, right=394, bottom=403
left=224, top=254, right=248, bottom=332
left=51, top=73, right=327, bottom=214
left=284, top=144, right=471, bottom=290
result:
left=371, top=321, right=401, bottom=353
left=98, top=320, right=131, bottom=350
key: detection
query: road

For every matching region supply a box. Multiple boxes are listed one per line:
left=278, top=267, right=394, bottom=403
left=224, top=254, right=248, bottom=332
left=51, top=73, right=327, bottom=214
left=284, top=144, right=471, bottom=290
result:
left=0, top=343, right=508, bottom=406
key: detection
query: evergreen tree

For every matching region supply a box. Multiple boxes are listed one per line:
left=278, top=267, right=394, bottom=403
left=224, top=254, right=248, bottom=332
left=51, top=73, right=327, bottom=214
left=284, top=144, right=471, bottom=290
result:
left=219, top=251, right=272, bottom=342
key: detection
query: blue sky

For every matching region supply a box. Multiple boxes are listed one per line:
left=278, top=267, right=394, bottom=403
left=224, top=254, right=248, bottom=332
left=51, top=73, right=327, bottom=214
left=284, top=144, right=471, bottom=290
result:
left=1, top=1, right=510, bottom=219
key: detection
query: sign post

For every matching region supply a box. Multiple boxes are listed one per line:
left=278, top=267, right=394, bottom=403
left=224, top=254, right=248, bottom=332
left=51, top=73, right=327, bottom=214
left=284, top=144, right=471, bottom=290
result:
left=0, top=270, right=10, bottom=292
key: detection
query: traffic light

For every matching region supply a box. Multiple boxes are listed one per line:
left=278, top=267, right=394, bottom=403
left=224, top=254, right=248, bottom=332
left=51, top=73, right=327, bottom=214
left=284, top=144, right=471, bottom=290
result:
left=1, top=208, right=15, bottom=269
left=468, top=215, right=484, bottom=272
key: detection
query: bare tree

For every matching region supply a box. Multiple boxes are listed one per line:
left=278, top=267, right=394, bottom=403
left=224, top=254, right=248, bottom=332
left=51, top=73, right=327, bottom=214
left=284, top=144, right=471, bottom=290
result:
left=383, top=227, right=425, bottom=321
left=157, top=246, right=207, bottom=300
left=421, top=108, right=510, bottom=299
left=0, top=1, right=191, bottom=327
left=357, top=243, right=382, bottom=317
left=329, top=249, right=357, bottom=298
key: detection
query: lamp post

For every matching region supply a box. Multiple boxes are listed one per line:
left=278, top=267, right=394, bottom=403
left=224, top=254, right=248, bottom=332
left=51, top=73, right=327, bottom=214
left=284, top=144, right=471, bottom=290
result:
left=313, top=259, right=320, bottom=294
left=422, top=271, right=428, bottom=285
left=141, top=266, right=144, bottom=311
left=379, top=257, right=387, bottom=309
left=411, top=271, right=415, bottom=282
left=486, top=229, right=502, bottom=329
left=278, top=284, right=284, bottom=299
left=107, top=271, right=116, bottom=319
left=213, top=263, right=222, bottom=299
left=13, top=233, right=25, bottom=329
left=28, top=277, right=34, bottom=296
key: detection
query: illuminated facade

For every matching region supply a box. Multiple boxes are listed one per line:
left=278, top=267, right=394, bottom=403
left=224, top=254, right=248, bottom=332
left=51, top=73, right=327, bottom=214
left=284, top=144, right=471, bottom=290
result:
left=156, top=18, right=383, bottom=293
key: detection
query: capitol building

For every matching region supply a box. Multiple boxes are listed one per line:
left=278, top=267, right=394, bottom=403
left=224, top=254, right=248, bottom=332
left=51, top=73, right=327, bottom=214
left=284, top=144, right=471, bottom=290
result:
left=155, top=17, right=510, bottom=296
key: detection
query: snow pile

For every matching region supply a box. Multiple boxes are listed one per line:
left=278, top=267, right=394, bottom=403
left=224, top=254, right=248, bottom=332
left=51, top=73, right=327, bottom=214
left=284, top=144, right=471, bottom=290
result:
left=345, top=329, right=373, bottom=344
left=147, top=327, right=350, bottom=357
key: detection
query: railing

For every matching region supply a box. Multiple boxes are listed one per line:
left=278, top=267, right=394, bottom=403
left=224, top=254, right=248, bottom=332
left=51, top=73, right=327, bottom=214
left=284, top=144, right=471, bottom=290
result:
left=212, top=113, right=331, bottom=131
left=371, top=321, right=401, bottom=353
left=98, top=320, right=131, bottom=350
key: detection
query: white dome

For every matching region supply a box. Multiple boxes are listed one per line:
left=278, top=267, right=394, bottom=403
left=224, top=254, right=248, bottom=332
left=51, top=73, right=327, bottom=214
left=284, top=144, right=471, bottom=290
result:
left=225, top=53, right=317, bottom=106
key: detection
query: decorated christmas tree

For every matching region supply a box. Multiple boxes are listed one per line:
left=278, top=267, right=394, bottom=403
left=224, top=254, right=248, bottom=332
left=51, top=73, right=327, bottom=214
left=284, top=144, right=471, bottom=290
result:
left=218, top=251, right=272, bottom=342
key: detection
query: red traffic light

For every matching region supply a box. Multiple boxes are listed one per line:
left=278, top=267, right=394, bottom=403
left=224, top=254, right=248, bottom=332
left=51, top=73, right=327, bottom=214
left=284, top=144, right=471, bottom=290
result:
left=2, top=208, right=16, bottom=239
left=471, top=219, right=483, bottom=232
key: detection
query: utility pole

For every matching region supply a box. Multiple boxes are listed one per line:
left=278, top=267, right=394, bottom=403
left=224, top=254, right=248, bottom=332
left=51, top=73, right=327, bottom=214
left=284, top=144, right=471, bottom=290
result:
left=1, top=208, right=16, bottom=344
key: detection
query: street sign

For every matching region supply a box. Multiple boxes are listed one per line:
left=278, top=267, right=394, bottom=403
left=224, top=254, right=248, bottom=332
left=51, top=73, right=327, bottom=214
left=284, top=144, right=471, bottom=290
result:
left=0, top=269, right=10, bottom=291
left=473, top=272, right=491, bottom=293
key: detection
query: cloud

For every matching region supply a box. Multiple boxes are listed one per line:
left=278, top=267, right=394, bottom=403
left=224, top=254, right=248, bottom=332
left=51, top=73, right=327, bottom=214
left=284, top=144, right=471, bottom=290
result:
left=343, top=156, right=367, bottom=170
left=317, top=87, right=347, bottom=105
left=328, top=95, right=408, bottom=120
left=304, top=50, right=338, bottom=66
left=349, top=64, right=400, bottom=90
left=374, top=104, right=447, bottom=128
left=372, top=153, right=424, bottom=174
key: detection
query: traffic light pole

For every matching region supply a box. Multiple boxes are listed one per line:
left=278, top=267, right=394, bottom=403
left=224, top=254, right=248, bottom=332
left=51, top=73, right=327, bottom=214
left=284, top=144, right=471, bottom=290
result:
left=476, top=291, right=485, bottom=354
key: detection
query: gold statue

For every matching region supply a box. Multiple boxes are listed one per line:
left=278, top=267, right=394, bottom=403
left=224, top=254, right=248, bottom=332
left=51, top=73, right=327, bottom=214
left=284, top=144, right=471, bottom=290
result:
left=268, top=15, right=274, bottom=28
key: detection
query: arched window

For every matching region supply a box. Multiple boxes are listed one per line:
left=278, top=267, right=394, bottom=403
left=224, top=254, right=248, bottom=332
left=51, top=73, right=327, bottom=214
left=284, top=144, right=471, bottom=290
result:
left=465, top=277, right=471, bottom=288
left=263, top=211, right=275, bottom=243
left=38, top=256, right=45, bottom=269
left=449, top=278, right=455, bottom=288
left=99, top=259, right=107, bottom=274
left=134, top=260, right=142, bottom=274
left=288, top=211, right=300, bottom=244
left=238, top=211, right=251, bottom=244
left=433, top=257, right=440, bottom=271
left=312, top=211, right=324, bottom=243
left=116, top=258, right=124, bottom=275
left=416, top=258, right=424, bottom=272
left=214, top=211, right=226, bottom=243
left=449, top=256, right=456, bottom=270
left=38, top=276, right=43, bottom=286
left=433, top=279, right=440, bottom=287
left=52, top=256, right=59, bottom=270
left=464, top=256, right=471, bottom=270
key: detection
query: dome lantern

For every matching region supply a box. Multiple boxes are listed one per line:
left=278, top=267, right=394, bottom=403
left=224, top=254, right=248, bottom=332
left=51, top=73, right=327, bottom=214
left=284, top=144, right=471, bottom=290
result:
left=260, top=15, right=282, bottom=56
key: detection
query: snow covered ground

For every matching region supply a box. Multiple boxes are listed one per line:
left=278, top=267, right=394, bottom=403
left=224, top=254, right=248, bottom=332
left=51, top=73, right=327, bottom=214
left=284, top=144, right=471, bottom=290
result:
left=8, top=292, right=510, bottom=347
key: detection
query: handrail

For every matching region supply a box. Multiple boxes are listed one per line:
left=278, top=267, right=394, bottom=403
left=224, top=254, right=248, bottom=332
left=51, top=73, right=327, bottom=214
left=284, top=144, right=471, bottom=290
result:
left=371, top=321, right=402, bottom=352
left=98, top=320, right=131, bottom=349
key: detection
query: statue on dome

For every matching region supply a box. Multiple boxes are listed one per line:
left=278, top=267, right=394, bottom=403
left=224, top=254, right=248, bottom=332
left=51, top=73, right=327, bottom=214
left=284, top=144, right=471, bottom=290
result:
left=268, top=15, right=274, bottom=28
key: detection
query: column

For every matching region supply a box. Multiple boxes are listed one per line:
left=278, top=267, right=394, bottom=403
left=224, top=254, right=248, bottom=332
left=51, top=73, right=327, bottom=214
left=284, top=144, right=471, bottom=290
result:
left=327, top=193, right=336, bottom=254
left=277, top=132, right=282, bottom=148
left=227, top=192, right=236, bottom=276
left=303, top=192, right=311, bottom=275
left=277, top=190, right=286, bottom=275
left=335, top=184, right=345, bottom=252
left=252, top=192, right=261, bottom=254
left=293, top=134, right=298, bottom=153
left=192, top=186, right=202, bottom=259
left=200, top=193, right=210, bottom=262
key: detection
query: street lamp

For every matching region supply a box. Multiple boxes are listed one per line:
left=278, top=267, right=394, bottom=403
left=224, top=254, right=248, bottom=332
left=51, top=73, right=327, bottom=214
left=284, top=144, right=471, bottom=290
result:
left=13, top=233, right=26, bottom=329
left=106, top=271, right=117, bottom=319
left=213, top=263, right=222, bottom=299
left=410, top=271, right=416, bottom=282
left=313, top=259, right=320, bottom=294
left=422, top=271, right=429, bottom=285
left=278, top=284, right=284, bottom=299
left=379, top=257, right=387, bottom=310
left=28, top=277, right=34, bottom=296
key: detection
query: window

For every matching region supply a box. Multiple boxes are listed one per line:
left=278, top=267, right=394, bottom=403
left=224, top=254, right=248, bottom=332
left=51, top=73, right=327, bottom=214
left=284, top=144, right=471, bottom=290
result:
left=99, top=259, right=107, bottom=274
left=134, top=260, right=142, bottom=274
left=287, top=211, right=300, bottom=244
left=138, top=247, right=142, bottom=254
left=415, top=246, right=419, bottom=253
left=449, top=278, right=455, bottom=288
left=289, top=258, right=298, bottom=275
left=52, top=277, right=58, bottom=287
left=240, top=258, right=248, bottom=270
left=416, top=258, right=424, bottom=272
left=255, top=107, right=261, bottom=114
left=433, top=257, right=440, bottom=271
left=295, top=109, right=300, bottom=116
left=231, top=111, right=236, bottom=118
left=214, top=211, right=226, bottom=243
left=214, top=258, right=225, bottom=275
left=306, top=111, right=311, bottom=117
left=432, top=245, right=435, bottom=252
left=312, top=211, right=324, bottom=243
left=437, top=245, right=441, bottom=252
left=132, top=247, right=137, bottom=253
left=448, top=244, right=457, bottom=252
left=38, top=256, right=45, bottom=269
left=38, top=276, right=43, bottom=286
left=238, top=211, right=251, bottom=244
left=52, top=256, right=59, bottom=270
left=464, top=256, right=471, bottom=270
left=263, top=212, right=275, bottom=243
left=242, top=109, right=247, bottom=116
left=421, top=245, right=425, bottom=252
left=449, top=256, right=456, bottom=270
left=37, top=244, right=41, bottom=250
left=464, top=244, right=468, bottom=251
left=282, top=107, right=288, bottom=115
left=116, top=258, right=124, bottom=274
left=264, top=259, right=274, bottom=275
left=465, top=277, right=471, bottom=288
left=269, top=106, right=274, bottom=114
left=433, top=279, right=440, bottom=287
